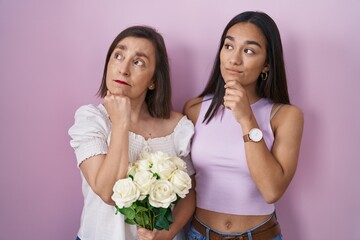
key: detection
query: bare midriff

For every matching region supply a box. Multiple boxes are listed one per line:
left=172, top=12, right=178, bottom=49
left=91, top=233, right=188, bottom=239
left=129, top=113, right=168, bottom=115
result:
left=195, top=207, right=272, bottom=233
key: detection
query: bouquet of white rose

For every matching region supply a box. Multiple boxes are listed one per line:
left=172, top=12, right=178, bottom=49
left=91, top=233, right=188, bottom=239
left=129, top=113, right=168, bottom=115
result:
left=111, top=151, right=192, bottom=231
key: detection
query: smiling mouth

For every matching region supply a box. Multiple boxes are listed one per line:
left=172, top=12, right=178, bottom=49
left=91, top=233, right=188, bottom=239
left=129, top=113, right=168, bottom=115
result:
left=114, top=80, right=130, bottom=86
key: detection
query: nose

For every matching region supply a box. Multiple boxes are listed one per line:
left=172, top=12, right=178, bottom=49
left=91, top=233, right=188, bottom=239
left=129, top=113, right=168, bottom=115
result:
left=118, top=60, right=130, bottom=76
left=229, top=51, right=242, bottom=65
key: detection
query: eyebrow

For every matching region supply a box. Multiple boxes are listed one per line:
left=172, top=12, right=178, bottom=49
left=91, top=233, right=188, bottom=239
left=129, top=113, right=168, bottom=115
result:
left=225, top=35, right=262, bottom=48
left=115, top=44, right=150, bottom=59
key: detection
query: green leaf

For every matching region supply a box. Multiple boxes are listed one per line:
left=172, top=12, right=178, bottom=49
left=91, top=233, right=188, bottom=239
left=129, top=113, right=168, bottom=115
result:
left=155, top=215, right=170, bottom=231
left=136, top=206, right=149, bottom=213
left=165, top=208, right=173, bottom=223
left=125, top=218, right=136, bottom=225
left=142, top=199, right=149, bottom=206
left=118, top=207, right=136, bottom=220
left=142, top=212, right=150, bottom=228
left=158, top=207, right=167, bottom=216
left=148, top=204, right=154, bottom=210
left=131, top=202, right=137, bottom=209
left=146, top=199, right=154, bottom=210
left=134, top=215, right=144, bottom=229
left=115, top=206, right=121, bottom=215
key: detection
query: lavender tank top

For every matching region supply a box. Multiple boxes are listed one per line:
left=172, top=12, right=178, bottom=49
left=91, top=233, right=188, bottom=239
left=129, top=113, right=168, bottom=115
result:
left=191, top=96, right=275, bottom=215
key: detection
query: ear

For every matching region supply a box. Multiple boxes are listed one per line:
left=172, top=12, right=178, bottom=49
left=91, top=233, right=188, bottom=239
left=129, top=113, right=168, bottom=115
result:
left=262, top=63, right=270, bottom=73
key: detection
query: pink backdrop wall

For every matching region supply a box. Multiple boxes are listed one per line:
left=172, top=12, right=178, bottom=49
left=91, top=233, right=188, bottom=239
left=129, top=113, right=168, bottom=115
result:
left=1, top=1, right=359, bottom=239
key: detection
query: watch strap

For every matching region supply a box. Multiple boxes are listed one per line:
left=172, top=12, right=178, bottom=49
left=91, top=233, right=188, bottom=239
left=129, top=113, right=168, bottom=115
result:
left=243, top=134, right=251, bottom=142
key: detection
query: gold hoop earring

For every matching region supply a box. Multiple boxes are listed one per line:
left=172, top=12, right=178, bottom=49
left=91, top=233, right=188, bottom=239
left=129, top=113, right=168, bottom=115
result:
left=261, top=72, right=268, bottom=81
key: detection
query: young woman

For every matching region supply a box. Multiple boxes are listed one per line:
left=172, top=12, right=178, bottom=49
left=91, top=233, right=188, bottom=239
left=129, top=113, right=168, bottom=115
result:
left=184, top=11, right=304, bottom=240
left=69, top=26, right=195, bottom=240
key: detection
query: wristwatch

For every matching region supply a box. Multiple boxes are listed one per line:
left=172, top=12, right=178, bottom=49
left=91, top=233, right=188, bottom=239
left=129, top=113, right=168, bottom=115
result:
left=243, top=128, right=263, bottom=143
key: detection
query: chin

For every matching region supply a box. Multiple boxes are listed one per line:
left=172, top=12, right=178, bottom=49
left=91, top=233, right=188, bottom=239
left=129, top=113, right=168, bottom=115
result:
left=112, top=89, right=127, bottom=96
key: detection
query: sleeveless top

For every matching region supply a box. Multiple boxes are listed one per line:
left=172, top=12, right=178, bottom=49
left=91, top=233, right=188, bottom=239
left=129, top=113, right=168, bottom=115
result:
left=68, top=104, right=195, bottom=240
left=191, top=96, right=275, bottom=215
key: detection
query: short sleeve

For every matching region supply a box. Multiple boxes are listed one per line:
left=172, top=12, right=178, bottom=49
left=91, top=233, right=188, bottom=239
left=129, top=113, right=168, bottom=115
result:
left=173, top=116, right=195, bottom=175
left=68, top=104, right=110, bottom=167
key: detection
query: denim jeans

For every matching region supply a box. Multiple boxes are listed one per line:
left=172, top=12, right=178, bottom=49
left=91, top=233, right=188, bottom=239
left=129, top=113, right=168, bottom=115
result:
left=187, top=214, right=283, bottom=240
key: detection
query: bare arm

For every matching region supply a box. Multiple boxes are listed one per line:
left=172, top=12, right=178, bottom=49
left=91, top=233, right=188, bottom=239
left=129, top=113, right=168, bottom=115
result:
left=80, top=92, right=131, bottom=205
left=241, top=105, right=304, bottom=203
left=224, top=80, right=304, bottom=203
left=79, top=124, right=129, bottom=205
left=183, top=97, right=203, bottom=125
left=166, top=177, right=196, bottom=239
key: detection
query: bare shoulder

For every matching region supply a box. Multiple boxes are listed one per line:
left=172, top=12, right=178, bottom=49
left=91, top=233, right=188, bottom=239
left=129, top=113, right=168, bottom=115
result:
left=157, top=111, right=183, bottom=132
left=183, top=97, right=203, bottom=125
left=271, top=104, right=304, bottom=133
left=170, top=111, right=185, bottom=123
left=278, top=104, right=303, bottom=120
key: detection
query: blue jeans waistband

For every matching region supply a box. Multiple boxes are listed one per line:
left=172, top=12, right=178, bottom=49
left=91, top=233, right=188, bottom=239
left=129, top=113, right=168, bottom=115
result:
left=191, top=211, right=281, bottom=239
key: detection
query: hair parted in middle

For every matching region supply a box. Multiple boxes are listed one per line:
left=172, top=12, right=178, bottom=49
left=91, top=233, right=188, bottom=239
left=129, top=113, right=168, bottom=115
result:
left=200, top=11, right=290, bottom=123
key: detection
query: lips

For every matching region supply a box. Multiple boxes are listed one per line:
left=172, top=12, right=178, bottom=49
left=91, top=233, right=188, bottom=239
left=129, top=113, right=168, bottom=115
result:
left=225, top=68, right=242, bottom=74
left=114, top=80, right=130, bottom=86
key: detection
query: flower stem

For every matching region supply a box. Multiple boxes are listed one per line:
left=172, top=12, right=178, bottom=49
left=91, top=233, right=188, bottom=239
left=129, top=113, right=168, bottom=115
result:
left=151, top=210, right=154, bottom=230
left=141, top=212, right=145, bottom=229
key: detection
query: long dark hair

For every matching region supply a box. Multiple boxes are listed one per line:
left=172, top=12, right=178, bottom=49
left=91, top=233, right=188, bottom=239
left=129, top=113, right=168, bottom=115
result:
left=97, top=26, right=172, bottom=118
left=200, top=11, right=290, bottom=123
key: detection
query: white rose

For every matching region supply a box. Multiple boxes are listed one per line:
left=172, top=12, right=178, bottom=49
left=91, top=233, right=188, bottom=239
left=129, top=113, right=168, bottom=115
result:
left=135, top=158, right=153, bottom=172
left=152, top=158, right=177, bottom=180
left=149, top=180, right=177, bottom=208
left=111, top=178, right=140, bottom=208
left=133, top=170, right=157, bottom=200
left=138, top=150, right=152, bottom=160
left=169, top=170, right=192, bottom=198
left=169, top=156, right=187, bottom=171
left=149, top=151, right=170, bottom=162
left=127, top=163, right=137, bottom=177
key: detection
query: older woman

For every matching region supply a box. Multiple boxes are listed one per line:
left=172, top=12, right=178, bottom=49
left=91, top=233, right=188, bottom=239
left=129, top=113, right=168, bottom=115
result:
left=69, top=26, right=195, bottom=240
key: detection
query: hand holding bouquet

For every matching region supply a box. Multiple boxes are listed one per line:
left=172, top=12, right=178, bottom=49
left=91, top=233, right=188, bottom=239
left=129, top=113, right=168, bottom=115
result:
left=111, top=151, right=192, bottom=231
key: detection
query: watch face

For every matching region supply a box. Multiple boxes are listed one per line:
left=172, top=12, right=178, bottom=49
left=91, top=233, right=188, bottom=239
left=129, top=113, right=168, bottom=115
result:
left=249, top=128, right=263, bottom=142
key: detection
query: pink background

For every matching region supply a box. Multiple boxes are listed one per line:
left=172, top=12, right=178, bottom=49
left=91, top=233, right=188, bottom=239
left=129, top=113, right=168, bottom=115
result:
left=1, top=1, right=359, bottom=239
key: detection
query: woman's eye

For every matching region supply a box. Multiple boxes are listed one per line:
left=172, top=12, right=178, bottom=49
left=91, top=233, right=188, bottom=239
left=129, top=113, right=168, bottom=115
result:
left=115, top=53, right=123, bottom=60
left=224, top=44, right=233, bottom=50
left=134, top=59, right=144, bottom=66
left=245, top=49, right=255, bottom=54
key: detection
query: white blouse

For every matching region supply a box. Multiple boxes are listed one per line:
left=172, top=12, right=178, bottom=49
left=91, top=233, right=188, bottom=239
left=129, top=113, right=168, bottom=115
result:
left=68, top=104, right=195, bottom=240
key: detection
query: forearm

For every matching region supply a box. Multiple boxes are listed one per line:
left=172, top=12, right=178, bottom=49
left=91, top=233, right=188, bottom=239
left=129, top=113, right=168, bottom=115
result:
left=240, top=108, right=303, bottom=203
left=244, top=142, right=287, bottom=203
left=158, top=187, right=196, bottom=239
left=93, top=124, right=130, bottom=203
left=241, top=117, right=288, bottom=203
left=172, top=188, right=196, bottom=235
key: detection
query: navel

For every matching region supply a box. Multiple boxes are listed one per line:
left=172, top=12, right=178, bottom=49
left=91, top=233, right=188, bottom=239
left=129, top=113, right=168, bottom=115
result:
left=225, top=220, right=233, bottom=230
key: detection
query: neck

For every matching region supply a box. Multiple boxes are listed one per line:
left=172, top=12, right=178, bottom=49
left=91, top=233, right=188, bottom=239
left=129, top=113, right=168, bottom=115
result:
left=248, top=94, right=261, bottom=104
left=129, top=97, right=151, bottom=124
left=245, top=85, right=261, bottom=104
